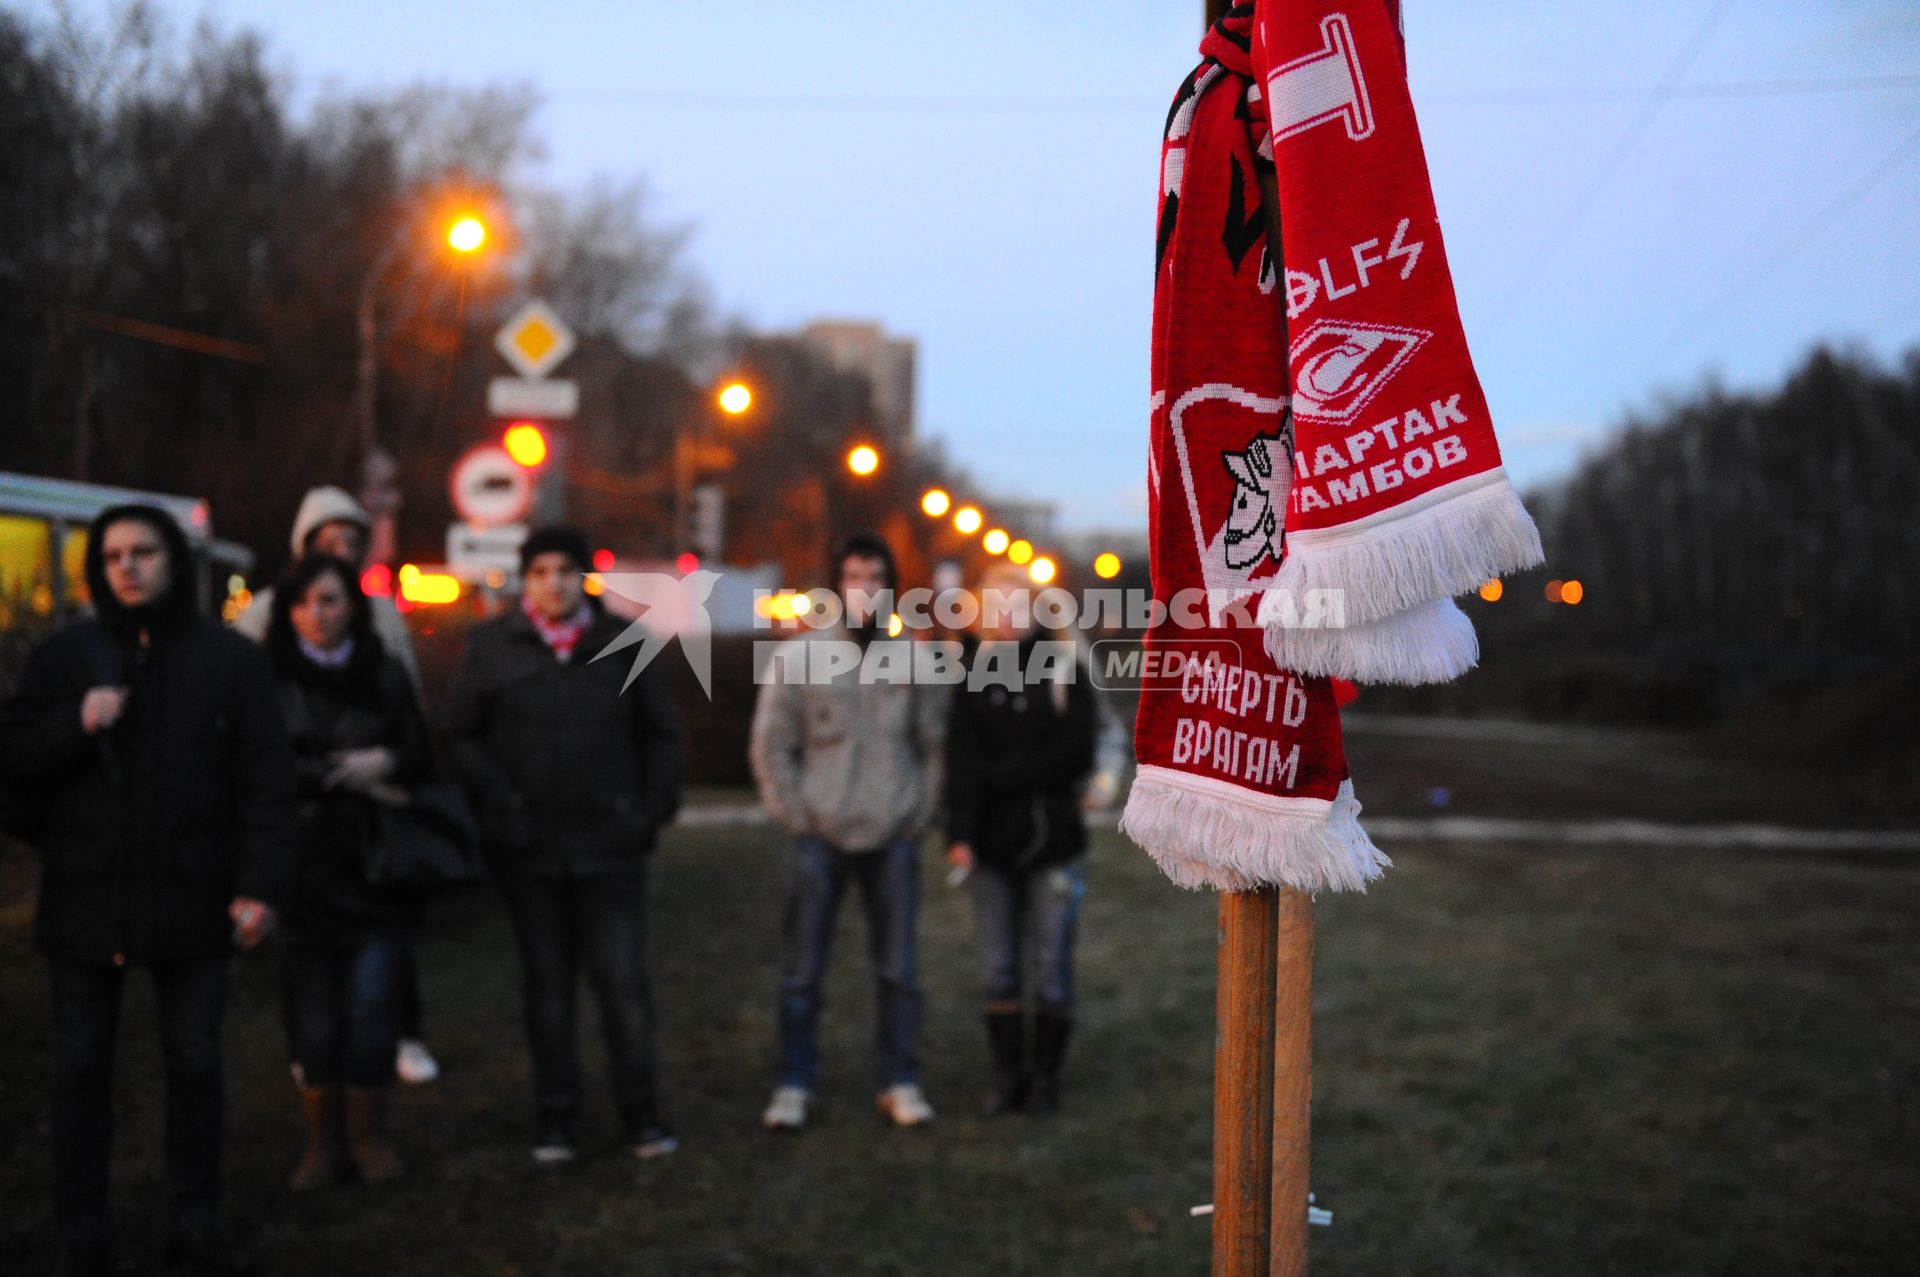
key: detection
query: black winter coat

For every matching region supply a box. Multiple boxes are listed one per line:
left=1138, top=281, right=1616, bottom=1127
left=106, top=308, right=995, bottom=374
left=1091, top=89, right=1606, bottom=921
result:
left=0, top=614, right=297, bottom=966
left=444, top=606, right=680, bottom=877
left=945, top=637, right=1097, bottom=870
left=275, top=640, right=432, bottom=941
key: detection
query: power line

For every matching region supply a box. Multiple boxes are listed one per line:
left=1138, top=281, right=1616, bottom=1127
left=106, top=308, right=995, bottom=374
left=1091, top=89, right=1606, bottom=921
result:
left=540, top=71, right=1920, bottom=115
left=1484, top=0, right=1737, bottom=331
left=1676, top=116, right=1920, bottom=341
left=1423, top=74, right=1920, bottom=107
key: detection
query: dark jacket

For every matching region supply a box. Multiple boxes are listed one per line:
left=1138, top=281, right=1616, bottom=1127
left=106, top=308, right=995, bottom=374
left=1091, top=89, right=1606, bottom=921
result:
left=945, top=637, right=1097, bottom=870
left=275, top=637, right=431, bottom=941
left=0, top=507, right=297, bottom=966
left=443, top=605, right=680, bottom=877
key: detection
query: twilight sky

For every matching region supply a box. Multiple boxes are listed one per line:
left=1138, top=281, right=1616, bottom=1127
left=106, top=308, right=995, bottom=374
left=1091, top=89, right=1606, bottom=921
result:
left=64, top=0, right=1920, bottom=532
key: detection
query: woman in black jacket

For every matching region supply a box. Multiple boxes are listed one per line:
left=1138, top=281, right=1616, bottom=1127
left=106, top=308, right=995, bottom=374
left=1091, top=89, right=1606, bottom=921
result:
left=945, top=571, right=1098, bottom=1117
left=443, top=526, right=681, bottom=1163
left=266, top=554, right=431, bottom=1191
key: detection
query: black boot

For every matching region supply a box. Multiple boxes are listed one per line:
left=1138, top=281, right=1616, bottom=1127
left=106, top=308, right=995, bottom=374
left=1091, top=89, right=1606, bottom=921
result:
left=982, top=1010, right=1029, bottom=1117
left=1029, top=1005, right=1073, bottom=1117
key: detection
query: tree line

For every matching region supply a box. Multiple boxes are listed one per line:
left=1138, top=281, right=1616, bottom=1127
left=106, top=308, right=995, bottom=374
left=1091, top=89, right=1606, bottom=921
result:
left=0, top=3, right=974, bottom=589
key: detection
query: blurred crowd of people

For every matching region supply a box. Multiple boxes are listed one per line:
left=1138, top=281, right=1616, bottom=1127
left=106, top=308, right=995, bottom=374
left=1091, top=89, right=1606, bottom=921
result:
left=0, top=492, right=1099, bottom=1277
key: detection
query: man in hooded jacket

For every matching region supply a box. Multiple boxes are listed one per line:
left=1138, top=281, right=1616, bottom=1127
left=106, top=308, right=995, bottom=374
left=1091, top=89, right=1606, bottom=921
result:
left=0, top=504, right=296, bottom=1277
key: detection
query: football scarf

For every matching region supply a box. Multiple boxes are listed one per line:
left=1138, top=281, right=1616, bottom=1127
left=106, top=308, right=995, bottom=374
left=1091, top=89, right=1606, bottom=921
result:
left=1120, top=1, right=1542, bottom=893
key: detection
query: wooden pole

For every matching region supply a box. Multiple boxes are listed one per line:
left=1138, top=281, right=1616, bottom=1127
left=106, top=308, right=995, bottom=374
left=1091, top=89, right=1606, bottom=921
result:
left=1269, top=888, right=1315, bottom=1276
left=1213, top=888, right=1279, bottom=1276
left=1204, top=6, right=1315, bottom=1273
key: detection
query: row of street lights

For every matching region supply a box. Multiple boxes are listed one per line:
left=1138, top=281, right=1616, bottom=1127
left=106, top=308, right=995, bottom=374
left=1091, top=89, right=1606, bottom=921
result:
left=370, top=214, right=1120, bottom=593
left=915, top=486, right=1092, bottom=586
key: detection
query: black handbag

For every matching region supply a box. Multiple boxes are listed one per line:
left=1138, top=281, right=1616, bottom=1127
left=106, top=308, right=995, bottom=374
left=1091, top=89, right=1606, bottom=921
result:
left=364, top=781, right=483, bottom=889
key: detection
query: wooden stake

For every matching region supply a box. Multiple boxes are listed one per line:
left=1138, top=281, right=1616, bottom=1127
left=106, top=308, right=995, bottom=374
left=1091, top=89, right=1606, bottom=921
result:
left=1213, top=888, right=1279, bottom=1276
left=1269, top=888, right=1315, bottom=1277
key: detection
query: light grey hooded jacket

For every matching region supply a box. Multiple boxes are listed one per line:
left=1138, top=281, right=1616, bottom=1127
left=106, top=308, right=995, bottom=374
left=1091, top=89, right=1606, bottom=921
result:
left=232, top=486, right=420, bottom=692
left=748, top=625, right=947, bottom=852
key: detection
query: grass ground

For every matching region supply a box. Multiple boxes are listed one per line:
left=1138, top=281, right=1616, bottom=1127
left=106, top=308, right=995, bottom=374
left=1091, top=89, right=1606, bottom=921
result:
left=2, top=727, right=1916, bottom=1275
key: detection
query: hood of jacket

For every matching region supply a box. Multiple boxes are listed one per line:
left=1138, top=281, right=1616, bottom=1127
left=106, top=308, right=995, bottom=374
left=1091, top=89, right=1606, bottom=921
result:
left=83, top=503, right=198, bottom=638
left=289, top=486, right=371, bottom=557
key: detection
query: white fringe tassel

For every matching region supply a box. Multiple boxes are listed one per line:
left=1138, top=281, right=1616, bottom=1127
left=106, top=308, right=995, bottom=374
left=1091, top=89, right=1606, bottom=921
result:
left=1274, top=473, right=1545, bottom=630
left=1263, top=597, right=1478, bottom=686
left=1120, top=767, right=1390, bottom=894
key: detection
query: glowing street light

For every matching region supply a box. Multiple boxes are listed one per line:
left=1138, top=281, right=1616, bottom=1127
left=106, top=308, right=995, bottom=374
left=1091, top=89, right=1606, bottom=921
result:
left=1561, top=579, right=1585, bottom=605
left=1007, top=539, right=1033, bottom=565
left=502, top=422, right=549, bottom=467
left=1093, top=552, right=1121, bottom=579
left=718, top=382, right=753, bottom=415
left=503, top=420, right=549, bottom=466
left=953, top=506, right=983, bottom=535
left=1029, top=556, right=1057, bottom=585
left=921, top=489, right=951, bottom=517
left=1478, top=578, right=1504, bottom=602
left=446, top=216, right=488, bottom=254
left=983, top=529, right=1010, bottom=555
left=847, top=444, right=880, bottom=476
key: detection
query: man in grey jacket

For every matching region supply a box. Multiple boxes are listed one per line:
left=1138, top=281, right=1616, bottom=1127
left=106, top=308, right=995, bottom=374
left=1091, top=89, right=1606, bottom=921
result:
left=749, top=533, right=946, bottom=1130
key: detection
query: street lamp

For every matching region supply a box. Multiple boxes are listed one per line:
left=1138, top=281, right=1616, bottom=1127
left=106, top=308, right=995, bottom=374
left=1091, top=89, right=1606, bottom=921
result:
left=921, top=488, right=951, bottom=517
left=503, top=422, right=549, bottom=467
left=953, top=506, right=983, bottom=535
left=847, top=444, right=880, bottom=476
left=1029, top=556, right=1057, bottom=585
left=718, top=381, right=753, bottom=415
left=983, top=528, right=1010, bottom=555
left=447, top=216, right=488, bottom=253
left=357, top=207, right=495, bottom=563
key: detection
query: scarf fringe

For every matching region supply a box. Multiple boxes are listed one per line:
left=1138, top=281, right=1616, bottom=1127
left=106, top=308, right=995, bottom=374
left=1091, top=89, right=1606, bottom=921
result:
left=1275, top=473, right=1544, bottom=629
left=1121, top=768, right=1389, bottom=893
left=1262, top=596, right=1477, bottom=685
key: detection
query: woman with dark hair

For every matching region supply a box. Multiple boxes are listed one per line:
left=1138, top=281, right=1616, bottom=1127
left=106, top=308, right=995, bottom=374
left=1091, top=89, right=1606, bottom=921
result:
left=265, top=553, right=431, bottom=1190
left=946, top=564, right=1098, bottom=1117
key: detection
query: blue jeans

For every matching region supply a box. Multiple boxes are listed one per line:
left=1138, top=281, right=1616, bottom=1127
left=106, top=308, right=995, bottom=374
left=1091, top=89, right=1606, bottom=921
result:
left=283, top=937, right=404, bottom=1088
left=777, top=836, right=923, bottom=1090
left=49, top=957, right=227, bottom=1243
left=967, top=859, right=1086, bottom=1010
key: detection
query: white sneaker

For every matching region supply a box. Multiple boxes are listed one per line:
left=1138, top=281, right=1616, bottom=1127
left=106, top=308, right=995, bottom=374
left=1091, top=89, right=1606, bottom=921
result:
left=876, top=1083, right=935, bottom=1128
left=396, top=1038, right=440, bottom=1085
left=761, top=1085, right=811, bottom=1131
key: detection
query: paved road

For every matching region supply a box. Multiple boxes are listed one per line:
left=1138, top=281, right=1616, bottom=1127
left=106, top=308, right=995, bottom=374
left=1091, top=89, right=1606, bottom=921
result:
left=679, top=801, right=1920, bottom=852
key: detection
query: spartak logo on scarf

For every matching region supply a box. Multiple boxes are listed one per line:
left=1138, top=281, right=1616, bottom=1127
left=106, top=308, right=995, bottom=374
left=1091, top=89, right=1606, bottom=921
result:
left=1254, top=1, right=1543, bottom=631
left=1123, top=5, right=1387, bottom=895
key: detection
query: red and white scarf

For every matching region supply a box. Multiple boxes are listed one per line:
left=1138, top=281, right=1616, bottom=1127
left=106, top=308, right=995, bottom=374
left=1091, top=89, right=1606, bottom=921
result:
left=524, top=596, right=592, bottom=662
left=1121, top=1, right=1543, bottom=893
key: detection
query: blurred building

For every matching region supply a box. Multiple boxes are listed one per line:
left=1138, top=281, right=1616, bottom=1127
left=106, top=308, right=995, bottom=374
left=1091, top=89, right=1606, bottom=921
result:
left=989, top=497, right=1059, bottom=545
left=796, top=320, right=917, bottom=449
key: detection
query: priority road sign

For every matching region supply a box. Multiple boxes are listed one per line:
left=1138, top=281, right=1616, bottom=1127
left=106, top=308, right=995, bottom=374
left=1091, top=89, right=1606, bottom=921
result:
left=495, top=301, right=576, bottom=380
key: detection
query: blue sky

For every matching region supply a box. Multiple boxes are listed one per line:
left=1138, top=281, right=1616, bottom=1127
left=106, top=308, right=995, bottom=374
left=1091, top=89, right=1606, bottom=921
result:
left=68, top=1, right=1920, bottom=532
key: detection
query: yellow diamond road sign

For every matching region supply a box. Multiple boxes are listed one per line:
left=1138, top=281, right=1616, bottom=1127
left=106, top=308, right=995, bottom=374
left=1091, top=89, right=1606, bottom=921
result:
left=495, top=301, right=575, bottom=380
